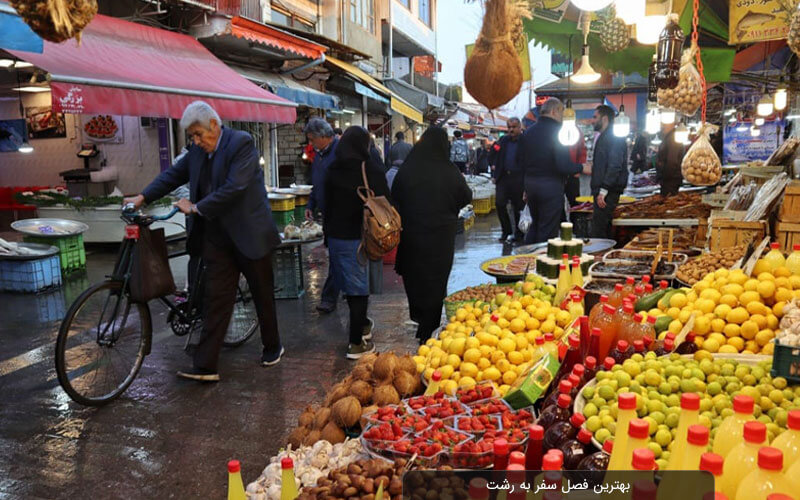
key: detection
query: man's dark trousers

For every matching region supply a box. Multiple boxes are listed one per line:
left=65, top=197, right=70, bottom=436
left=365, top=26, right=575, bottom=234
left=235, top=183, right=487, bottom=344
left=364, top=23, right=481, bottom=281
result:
left=590, top=191, right=622, bottom=239
left=496, top=172, right=525, bottom=239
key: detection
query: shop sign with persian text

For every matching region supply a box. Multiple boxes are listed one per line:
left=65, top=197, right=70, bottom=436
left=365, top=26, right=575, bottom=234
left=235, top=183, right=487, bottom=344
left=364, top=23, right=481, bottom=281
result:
left=729, top=0, right=792, bottom=44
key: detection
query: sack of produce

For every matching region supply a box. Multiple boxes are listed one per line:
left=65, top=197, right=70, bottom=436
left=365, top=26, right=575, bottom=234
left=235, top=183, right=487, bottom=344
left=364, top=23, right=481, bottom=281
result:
left=681, top=123, right=721, bottom=186
left=790, top=5, right=800, bottom=57
left=10, top=0, right=98, bottom=43
left=464, top=0, right=523, bottom=110
left=657, top=43, right=703, bottom=116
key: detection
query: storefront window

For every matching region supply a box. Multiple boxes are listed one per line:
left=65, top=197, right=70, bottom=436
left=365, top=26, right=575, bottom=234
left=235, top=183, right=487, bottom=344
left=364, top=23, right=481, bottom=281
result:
left=419, top=0, right=431, bottom=26
left=271, top=7, right=316, bottom=32
left=350, top=0, right=375, bottom=33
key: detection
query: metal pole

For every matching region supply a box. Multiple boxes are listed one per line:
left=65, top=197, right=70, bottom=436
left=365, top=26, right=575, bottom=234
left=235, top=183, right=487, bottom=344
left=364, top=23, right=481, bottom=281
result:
left=362, top=95, right=368, bottom=127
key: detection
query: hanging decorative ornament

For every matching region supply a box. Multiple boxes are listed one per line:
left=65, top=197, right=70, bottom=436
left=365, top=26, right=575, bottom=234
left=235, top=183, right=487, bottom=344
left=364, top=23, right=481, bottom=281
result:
left=570, top=0, right=614, bottom=12
left=599, top=5, right=630, bottom=53
left=616, top=0, right=645, bottom=25
left=655, top=13, right=684, bottom=89
left=648, top=54, right=658, bottom=102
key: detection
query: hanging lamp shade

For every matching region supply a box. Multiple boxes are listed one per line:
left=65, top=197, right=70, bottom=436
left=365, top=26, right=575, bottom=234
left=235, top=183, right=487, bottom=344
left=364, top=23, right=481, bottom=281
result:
left=660, top=108, right=676, bottom=124
left=614, top=107, right=631, bottom=137
left=558, top=107, right=581, bottom=146
left=617, top=0, right=645, bottom=24
left=774, top=84, right=788, bottom=111
left=757, top=93, right=774, bottom=116
left=570, top=0, right=614, bottom=12
left=645, top=107, right=660, bottom=134
left=571, top=47, right=601, bottom=84
left=674, top=123, right=689, bottom=143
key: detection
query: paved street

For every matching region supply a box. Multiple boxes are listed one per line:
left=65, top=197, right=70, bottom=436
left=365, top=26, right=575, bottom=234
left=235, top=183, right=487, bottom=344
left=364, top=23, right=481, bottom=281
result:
left=0, top=215, right=508, bottom=499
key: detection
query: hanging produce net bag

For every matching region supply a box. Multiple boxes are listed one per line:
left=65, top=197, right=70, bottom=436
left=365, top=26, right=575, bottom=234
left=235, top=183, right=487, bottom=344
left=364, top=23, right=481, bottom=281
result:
left=463, top=0, right=523, bottom=110
left=10, top=0, right=98, bottom=43
left=790, top=3, right=800, bottom=57
left=657, top=43, right=703, bottom=116
left=681, top=124, right=722, bottom=186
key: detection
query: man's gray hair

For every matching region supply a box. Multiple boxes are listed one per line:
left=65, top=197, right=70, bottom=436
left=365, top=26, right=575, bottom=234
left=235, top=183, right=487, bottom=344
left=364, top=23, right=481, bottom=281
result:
left=540, top=98, right=564, bottom=117
left=507, top=117, right=521, bottom=126
left=180, top=101, right=221, bottom=130
left=304, top=118, right=334, bottom=138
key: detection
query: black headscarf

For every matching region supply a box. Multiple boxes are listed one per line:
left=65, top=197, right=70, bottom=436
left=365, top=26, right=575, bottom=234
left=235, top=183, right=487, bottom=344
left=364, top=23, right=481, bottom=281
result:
left=400, top=126, right=450, bottom=168
left=335, top=126, right=370, bottom=162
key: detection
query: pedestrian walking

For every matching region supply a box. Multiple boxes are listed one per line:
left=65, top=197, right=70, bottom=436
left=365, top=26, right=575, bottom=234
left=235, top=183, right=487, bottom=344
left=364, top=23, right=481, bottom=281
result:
left=392, top=127, right=472, bottom=343
left=450, top=130, right=469, bottom=173
left=630, top=132, right=649, bottom=174
left=324, top=126, right=391, bottom=359
left=590, top=105, right=629, bottom=239
left=304, top=118, right=341, bottom=314
left=389, top=131, right=413, bottom=168
left=656, top=123, right=685, bottom=196
left=566, top=137, right=588, bottom=208
left=124, top=101, right=283, bottom=381
left=519, top=98, right=589, bottom=244
left=474, top=139, right=492, bottom=174
left=490, top=117, right=525, bottom=242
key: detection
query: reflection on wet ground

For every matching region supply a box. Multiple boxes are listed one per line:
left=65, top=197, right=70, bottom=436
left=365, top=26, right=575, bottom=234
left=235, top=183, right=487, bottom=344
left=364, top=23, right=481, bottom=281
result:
left=0, top=216, right=511, bottom=499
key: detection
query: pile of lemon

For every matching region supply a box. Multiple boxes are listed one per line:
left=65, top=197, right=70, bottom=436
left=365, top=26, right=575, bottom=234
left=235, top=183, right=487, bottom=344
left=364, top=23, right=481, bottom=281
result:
left=412, top=294, right=572, bottom=396
left=655, top=267, right=800, bottom=355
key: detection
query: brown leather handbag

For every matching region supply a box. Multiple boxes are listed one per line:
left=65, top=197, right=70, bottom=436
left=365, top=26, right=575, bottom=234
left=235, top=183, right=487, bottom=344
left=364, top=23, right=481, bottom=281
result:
left=357, top=161, right=401, bottom=260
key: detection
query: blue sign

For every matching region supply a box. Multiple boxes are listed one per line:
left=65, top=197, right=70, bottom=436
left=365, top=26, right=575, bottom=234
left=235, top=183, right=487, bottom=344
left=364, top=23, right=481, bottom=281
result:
left=723, top=121, right=783, bottom=164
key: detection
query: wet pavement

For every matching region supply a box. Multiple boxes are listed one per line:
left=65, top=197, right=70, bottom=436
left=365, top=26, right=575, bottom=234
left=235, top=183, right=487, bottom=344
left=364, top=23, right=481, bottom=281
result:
left=0, top=215, right=511, bottom=499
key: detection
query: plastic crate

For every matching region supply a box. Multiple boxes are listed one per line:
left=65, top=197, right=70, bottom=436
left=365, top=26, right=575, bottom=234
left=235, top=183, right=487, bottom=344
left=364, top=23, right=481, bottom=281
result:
left=272, top=243, right=304, bottom=299
left=474, top=198, right=491, bottom=215
left=35, top=290, right=66, bottom=322
left=271, top=210, right=296, bottom=231
left=23, top=234, right=86, bottom=274
left=771, top=342, right=800, bottom=383
left=0, top=255, right=62, bottom=293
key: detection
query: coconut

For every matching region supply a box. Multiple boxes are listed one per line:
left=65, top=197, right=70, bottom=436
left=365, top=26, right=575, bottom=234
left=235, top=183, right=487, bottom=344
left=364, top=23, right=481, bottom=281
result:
left=331, top=396, right=362, bottom=428
left=298, top=406, right=315, bottom=427
left=361, top=404, right=378, bottom=417
left=303, top=429, right=321, bottom=446
left=393, top=370, right=420, bottom=398
left=356, top=351, right=378, bottom=369
left=349, top=380, right=374, bottom=405
left=373, top=385, right=401, bottom=406
left=373, top=352, right=398, bottom=381
left=352, top=363, right=373, bottom=382
left=325, top=381, right=351, bottom=407
left=287, top=426, right=308, bottom=448
left=314, top=407, right=331, bottom=430
left=396, top=355, right=417, bottom=376
left=10, top=0, right=98, bottom=43
left=463, top=0, right=523, bottom=110
left=320, top=421, right=346, bottom=444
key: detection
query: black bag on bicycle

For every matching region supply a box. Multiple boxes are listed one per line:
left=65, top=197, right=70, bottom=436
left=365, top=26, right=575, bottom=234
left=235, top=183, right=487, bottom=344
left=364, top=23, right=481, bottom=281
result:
left=129, top=227, right=175, bottom=302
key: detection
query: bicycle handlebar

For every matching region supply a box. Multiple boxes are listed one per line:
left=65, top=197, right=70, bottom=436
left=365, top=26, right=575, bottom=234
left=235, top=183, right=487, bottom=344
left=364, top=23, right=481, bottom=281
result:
left=121, top=205, right=181, bottom=225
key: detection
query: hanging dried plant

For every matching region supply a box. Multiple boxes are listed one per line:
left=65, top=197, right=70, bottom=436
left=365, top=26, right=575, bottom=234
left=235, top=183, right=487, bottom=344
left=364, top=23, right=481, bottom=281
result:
left=10, top=0, right=98, bottom=43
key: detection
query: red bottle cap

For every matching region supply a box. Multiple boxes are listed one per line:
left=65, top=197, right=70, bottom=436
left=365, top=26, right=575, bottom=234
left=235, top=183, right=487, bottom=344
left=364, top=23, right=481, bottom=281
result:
left=572, top=293, right=581, bottom=302
left=568, top=334, right=580, bottom=348
left=528, top=424, right=544, bottom=440
left=577, top=428, right=593, bottom=444
left=280, top=457, right=293, bottom=470
left=687, top=425, right=709, bottom=446
left=788, top=410, right=800, bottom=430
left=624, top=303, right=634, bottom=314
left=686, top=332, right=696, bottom=342
left=615, top=283, right=624, bottom=291
left=603, top=439, right=614, bottom=454
left=431, top=370, right=442, bottom=382
left=627, top=277, right=635, bottom=285
left=229, top=460, right=242, bottom=473
left=628, top=419, right=650, bottom=439
left=603, top=304, right=617, bottom=315
left=712, top=495, right=729, bottom=500
left=758, top=447, right=783, bottom=471
left=634, top=340, right=645, bottom=352
left=733, top=395, right=755, bottom=414
left=632, top=480, right=658, bottom=500
left=647, top=315, right=657, bottom=324
left=744, top=421, right=767, bottom=443
left=563, top=253, right=569, bottom=260
left=572, top=364, right=585, bottom=378
left=573, top=255, right=580, bottom=262
left=635, top=285, right=644, bottom=295
left=794, top=244, right=800, bottom=252
left=634, top=313, right=644, bottom=322
left=507, top=289, right=514, bottom=296
left=699, top=453, right=724, bottom=476
left=570, top=413, right=586, bottom=427
left=664, top=338, right=675, bottom=350
left=559, top=264, right=567, bottom=270
left=546, top=449, right=564, bottom=461
left=645, top=283, right=654, bottom=293
left=666, top=332, right=676, bottom=340
left=771, top=242, right=780, bottom=250
left=545, top=333, right=555, bottom=341
left=767, top=495, right=794, bottom=500
left=509, top=451, right=526, bottom=465
left=681, top=392, right=701, bottom=410
left=568, top=374, right=580, bottom=387
left=469, top=478, right=489, bottom=500
left=491, top=314, right=499, bottom=322
left=642, top=275, right=651, bottom=284
left=557, top=394, right=572, bottom=408
left=632, top=448, right=655, bottom=470
left=616, top=340, right=629, bottom=351
left=603, top=357, right=616, bottom=370
left=542, top=453, right=561, bottom=470
left=558, top=379, right=573, bottom=394
left=600, top=295, right=609, bottom=303
left=660, top=280, right=668, bottom=289
left=592, top=327, right=602, bottom=338
left=585, top=356, right=597, bottom=369
left=619, top=392, right=638, bottom=410
left=536, top=336, right=545, bottom=345
left=494, top=438, right=509, bottom=455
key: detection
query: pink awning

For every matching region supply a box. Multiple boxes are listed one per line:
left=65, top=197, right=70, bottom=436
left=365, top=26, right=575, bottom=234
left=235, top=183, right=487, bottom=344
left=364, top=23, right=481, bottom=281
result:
left=9, top=14, right=296, bottom=123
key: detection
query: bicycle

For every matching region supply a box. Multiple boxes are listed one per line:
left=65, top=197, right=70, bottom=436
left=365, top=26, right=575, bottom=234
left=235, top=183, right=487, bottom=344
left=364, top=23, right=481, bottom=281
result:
left=54, top=205, right=258, bottom=406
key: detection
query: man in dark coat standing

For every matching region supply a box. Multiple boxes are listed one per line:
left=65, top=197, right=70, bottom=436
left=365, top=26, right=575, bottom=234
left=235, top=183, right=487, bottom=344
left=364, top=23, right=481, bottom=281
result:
left=124, top=101, right=283, bottom=381
left=490, top=117, right=525, bottom=242
left=520, top=98, right=590, bottom=243
left=656, top=123, right=685, bottom=196
left=590, top=105, right=629, bottom=239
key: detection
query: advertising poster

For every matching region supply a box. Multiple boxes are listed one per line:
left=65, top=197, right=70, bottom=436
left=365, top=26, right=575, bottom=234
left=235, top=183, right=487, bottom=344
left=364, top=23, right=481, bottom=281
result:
left=80, top=114, right=124, bottom=144
left=25, top=106, right=66, bottom=139
left=729, top=0, right=791, bottom=44
left=0, top=119, right=27, bottom=152
left=723, top=121, right=782, bottom=163
left=532, top=0, right=568, bottom=23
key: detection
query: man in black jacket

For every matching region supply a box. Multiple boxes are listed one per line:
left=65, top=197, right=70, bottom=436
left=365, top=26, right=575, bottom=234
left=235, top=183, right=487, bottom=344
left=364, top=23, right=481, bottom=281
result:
left=124, top=101, right=284, bottom=381
left=520, top=98, right=590, bottom=243
left=490, top=118, right=525, bottom=242
left=590, top=105, right=629, bottom=239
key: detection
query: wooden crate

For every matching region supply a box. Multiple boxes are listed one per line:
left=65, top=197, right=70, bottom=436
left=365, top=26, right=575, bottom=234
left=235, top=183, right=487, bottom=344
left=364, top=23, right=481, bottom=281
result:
left=777, top=221, right=800, bottom=252
left=695, top=217, right=708, bottom=247
left=709, top=219, right=768, bottom=252
left=779, top=181, right=800, bottom=223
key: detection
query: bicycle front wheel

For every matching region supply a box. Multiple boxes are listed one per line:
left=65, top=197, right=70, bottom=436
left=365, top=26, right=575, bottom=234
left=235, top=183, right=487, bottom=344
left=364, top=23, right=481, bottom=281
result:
left=222, top=274, right=259, bottom=347
left=55, top=280, right=151, bottom=406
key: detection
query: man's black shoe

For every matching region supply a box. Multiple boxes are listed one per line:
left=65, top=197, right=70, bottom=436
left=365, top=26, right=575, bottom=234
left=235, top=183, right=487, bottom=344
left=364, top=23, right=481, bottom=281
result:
left=316, top=302, right=336, bottom=313
left=176, top=367, right=220, bottom=382
left=262, top=346, right=285, bottom=366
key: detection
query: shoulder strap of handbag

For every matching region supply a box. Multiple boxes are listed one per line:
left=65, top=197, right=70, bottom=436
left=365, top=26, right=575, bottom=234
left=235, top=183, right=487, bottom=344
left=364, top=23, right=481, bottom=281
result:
left=357, top=161, right=375, bottom=202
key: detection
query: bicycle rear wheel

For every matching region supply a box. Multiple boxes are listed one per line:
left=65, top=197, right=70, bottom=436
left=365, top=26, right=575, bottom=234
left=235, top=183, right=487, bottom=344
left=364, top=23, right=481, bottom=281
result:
left=55, top=280, right=151, bottom=406
left=222, top=274, right=259, bottom=347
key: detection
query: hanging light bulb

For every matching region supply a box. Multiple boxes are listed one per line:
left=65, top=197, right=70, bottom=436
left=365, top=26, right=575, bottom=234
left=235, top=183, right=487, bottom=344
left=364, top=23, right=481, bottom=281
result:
left=18, top=141, right=33, bottom=153
left=728, top=113, right=736, bottom=124
left=636, top=0, right=670, bottom=45
left=614, top=105, right=631, bottom=137
left=775, top=83, right=788, bottom=111
left=617, top=0, right=645, bottom=24
left=755, top=116, right=765, bottom=126
left=736, top=122, right=748, bottom=132
left=558, top=107, right=581, bottom=146
left=660, top=108, right=676, bottom=124
left=751, top=125, right=761, bottom=137
left=723, top=108, right=736, bottom=116
left=571, top=45, right=601, bottom=84
left=570, top=0, right=614, bottom=12
left=645, top=107, right=661, bottom=134
left=652, top=136, right=662, bottom=145
left=674, top=123, right=689, bottom=143
left=757, top=93, right=774, bottom=116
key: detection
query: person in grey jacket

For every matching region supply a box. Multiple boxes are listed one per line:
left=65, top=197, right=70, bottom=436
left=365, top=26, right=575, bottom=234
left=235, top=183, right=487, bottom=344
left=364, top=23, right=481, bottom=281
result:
left=590, top=105, right=629, bottom=239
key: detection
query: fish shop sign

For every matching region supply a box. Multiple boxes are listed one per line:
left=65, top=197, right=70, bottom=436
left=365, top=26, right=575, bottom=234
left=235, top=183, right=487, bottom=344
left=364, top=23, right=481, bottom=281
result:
left=729, top=0, right=791, bottom=44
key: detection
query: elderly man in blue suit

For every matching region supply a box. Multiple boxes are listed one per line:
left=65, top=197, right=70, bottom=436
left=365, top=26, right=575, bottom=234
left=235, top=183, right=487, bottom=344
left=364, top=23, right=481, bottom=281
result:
left=124, top=101, right=283, bottom=382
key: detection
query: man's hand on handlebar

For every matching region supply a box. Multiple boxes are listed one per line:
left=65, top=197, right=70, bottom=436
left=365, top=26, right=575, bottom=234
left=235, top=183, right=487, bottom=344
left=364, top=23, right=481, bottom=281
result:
left=123, top=194, right=145, bottom=211
left=174, top=198, right=194, bottom=215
